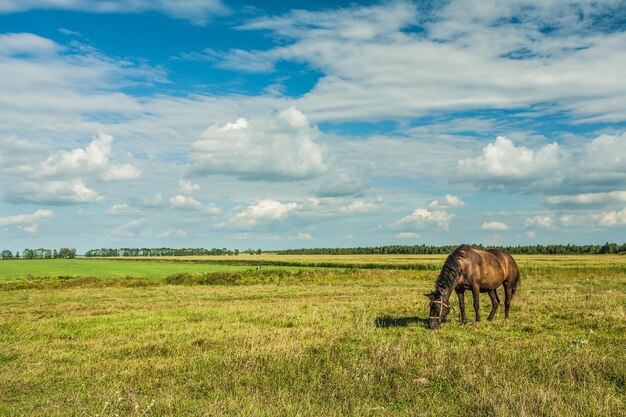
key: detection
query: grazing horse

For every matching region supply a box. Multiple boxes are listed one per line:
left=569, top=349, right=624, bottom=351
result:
left=424, top=244, right=520, bottom=329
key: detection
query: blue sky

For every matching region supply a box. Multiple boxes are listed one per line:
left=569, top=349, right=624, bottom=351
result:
left=1, top=0, right=626, bottom=252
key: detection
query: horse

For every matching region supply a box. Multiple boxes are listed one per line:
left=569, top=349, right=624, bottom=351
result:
left=424, top=244, right=520, bottom=329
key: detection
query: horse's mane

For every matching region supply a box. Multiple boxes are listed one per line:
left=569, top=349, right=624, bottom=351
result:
left=435, top=244, right=470, bottom=294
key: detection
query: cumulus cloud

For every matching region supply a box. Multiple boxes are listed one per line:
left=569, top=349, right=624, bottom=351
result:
left=168, top=195, right=221, bottom=215
left=560, top=207, right=626, bottom=229
left=455, top=131, right=626, bottom=196
left=179, top=180, right=200, bottom=194
left=599, top=207, right=626, bottom=227
left=547, top=191, right=626, bottom=206
left=102, top=164, right=142, bottom=181
left=428, top=194, right=465, bottom=209
left=565, top=132, right=626, bottom=190
left=220, top=197, right=384, bottom=230
left=0, top=209, right=54, bottom=226
left=37, top=133, right=112, bottom=177
left=457, top=136, right=562, bottom=186
left=169, top=195, right=203, bottom=210
left=110, top=219, right=146, bottom=239
left=7, top=133, right=141, bottom=182
left=481, top=221, right=509, bottom=231
left=188, top=107, right=328, bottom=181
left=391, top=208, right=453, bottom=231
left=397, top=232, right=419, bottom=239
left=524, top=215, right=557, bottom=230
left=0, top=0, right=229, bottom=24
left=227, top=199, right=298, bottom=229
left=106, top=204, right=143, bottom=216
left=8, top=180, right=103, bottom=204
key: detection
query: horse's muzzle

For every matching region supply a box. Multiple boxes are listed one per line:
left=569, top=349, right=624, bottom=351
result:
left=428, top=318, right=441, bottom=329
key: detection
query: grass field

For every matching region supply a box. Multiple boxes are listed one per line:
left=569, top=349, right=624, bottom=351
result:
left=99, top=253, right=626, bottom=271
left=0, top=259, right=271, bottom=283
left=0, top=256, right=624, bottom=416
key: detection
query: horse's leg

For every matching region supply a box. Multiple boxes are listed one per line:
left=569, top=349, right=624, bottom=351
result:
left=472, top=287, right=480, bottom=322
left=503, top=282, right=513, bottom=319
left=456, top=289, right=467, bottom=323
left=487, top=290, right=499, bottom=321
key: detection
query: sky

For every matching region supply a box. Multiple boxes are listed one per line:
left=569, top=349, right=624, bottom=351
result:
left=1, top=0, right=626, bottom=252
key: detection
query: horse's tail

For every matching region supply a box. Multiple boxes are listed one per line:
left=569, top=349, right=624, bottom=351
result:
left=512, top=270, right=521, bottom=295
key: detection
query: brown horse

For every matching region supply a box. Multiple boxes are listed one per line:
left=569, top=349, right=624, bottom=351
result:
left=424, top=244, right=520, bottom=329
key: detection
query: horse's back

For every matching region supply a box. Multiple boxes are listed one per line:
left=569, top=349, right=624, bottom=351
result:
left=485, top=248, right=519, bottom=279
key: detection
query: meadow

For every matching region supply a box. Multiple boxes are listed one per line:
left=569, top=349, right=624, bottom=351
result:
left=0, top=255, right=624, bottom=416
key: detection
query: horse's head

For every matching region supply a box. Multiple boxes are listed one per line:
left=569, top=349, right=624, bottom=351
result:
left=424, top=290, right=451, bottom=329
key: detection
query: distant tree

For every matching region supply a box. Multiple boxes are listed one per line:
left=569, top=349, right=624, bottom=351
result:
left=53, top=249, right=58, bottom=259
left=15, top=251, right=20, bottom=259
left=256, top=248, right=262, bottom=255
left=1, top=250, right=12, bottom=259
left=58, top=247, right=77, bottom=259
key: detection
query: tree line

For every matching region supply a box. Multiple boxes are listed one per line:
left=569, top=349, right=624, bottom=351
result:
left=275, top=243, right=626, bottom=255
left=1, top=248, right=77, bottom=259
left=84, top=247, right=262, bottom=257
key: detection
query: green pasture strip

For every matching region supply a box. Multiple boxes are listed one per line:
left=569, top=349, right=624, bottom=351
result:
left=0, top=269, right=397, bottom=291
left=92, top=256, right=444, bottom=270
left=87, top=254, right=626, bottom=272
left=0, top=268, right=624, bottom=416
left=0, top=259, right=258, bottom=282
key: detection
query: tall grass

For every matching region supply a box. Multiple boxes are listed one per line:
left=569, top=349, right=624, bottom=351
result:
left=0, top=258, right=624, bottom=416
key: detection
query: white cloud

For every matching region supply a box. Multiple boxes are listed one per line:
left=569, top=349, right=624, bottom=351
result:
left=457, top=136, right=562, bottom=185
left=58, top=28, right=81, bottom=37
left=170, top=195, right=203, bottom=210
left=0, top=0, right=229, bottom=24
left=481, top=221, right=509, bottom=231
left=106, top=204, right=143, bottom=216
left=110, top=219, right=146, bottom=239
left=230, top=1, right=626, bottom=122
left=220, top=196, right=382, bottom=230
left=428, top=194, right=465, bottom=209
left=228, top=199, right=298, bottom=228
left=188, top=107, right=328, bottom=181
left=295, top=232, right=312, bottom=240
left=22, top=224, right=39, bottom=233
left=391, top=208, right=453, bottom=231
left=455, top=131, right=626, bottom=195
left=102, top=164, right=142, bottom=181
left=38, top=133, right=112, bottom=177
left=0, top=33, right=59, bottom=56
left=8, top=133, right=140, bottom=181
left=599, top=207, right=626, bottom=227
left=547, top=191, right=626, bottom=206
left=397, top=232, right=419, bottom=239
left=297, top=197, right=383, bottom=219
left=0, top=209, right=54, bottom=226
left=559, top=207, right=626, bottom=229
left=179, top=180, right=200, bottom=194
left=570, top=132, right=626, bottom=188
left=8, top=180, right=103, bottom=204
left=525, top=215, right=556, bottom=230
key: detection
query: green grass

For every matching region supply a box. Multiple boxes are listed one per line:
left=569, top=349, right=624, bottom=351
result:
left=0, top=259, right=270, bottom=282
left=0, top=258, right=624, bottom=416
